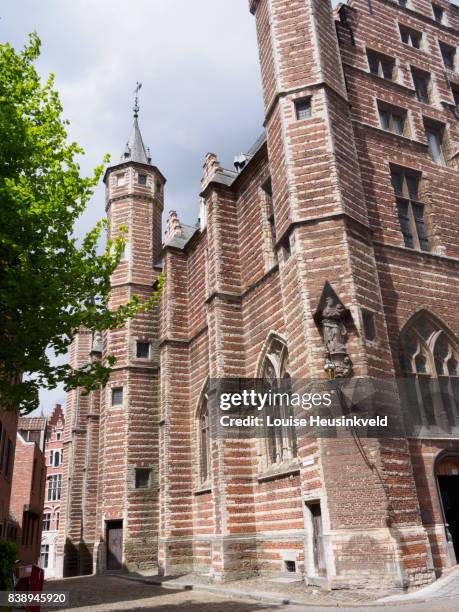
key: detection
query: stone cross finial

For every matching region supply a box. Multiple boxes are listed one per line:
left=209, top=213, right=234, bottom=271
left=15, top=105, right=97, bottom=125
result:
left=133, top=82, right=142, bottom=118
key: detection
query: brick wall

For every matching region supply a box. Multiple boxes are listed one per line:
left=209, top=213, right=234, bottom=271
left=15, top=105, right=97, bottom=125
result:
left=0, top=410, right=18, bottom=539
left=10, top=434, right=46, bottom=564
left=60, top=0, right=459, bottom=592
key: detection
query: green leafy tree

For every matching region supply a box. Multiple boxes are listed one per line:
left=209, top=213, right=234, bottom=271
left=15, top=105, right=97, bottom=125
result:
left=0, top=539, right=17, bottom=591
left=0, top=34, right=163, bottom=414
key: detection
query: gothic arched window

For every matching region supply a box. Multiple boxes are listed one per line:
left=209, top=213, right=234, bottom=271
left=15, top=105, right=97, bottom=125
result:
left=259, top=336, right=297, bottom=466
left=401, top=314, right=459, bottom=428
left=197, top=389, right=211, bottom=486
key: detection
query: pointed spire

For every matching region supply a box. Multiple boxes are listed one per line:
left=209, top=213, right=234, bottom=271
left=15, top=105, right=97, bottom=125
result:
left=120, top=82, right=152, bottom=165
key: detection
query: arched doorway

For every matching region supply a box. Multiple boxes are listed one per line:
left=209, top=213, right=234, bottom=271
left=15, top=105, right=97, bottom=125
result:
left=436, top=453, right=459, bottom=562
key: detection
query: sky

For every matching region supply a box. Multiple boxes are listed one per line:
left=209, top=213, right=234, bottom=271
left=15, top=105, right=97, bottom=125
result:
left=2, top=0, right=342, bottom=414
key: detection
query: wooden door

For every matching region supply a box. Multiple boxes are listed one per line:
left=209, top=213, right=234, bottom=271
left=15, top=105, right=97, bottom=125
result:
left=106, top=521, right=123, bottom=570
left=311, top=504, right=326, bottom=576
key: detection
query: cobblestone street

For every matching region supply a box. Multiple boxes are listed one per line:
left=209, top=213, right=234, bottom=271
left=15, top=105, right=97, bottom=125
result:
left=43, top=571, right=459, bottom=612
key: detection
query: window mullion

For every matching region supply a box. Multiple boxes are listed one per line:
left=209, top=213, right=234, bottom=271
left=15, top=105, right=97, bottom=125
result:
left=408, top=199, right=421, bottom=250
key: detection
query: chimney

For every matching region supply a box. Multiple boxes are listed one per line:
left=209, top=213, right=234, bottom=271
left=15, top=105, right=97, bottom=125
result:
left=165, top=210, right=183, bottom=241
left=201, top=152, right=221, bottom=190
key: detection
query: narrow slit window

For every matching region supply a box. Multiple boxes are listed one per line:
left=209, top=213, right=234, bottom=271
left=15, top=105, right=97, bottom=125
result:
left=424, top=121, right=445, bottom=165
left=452, top=86, right=459, bottom=109
left=362, top=310, right=376, bottom=341
left=440, top=42, right=456, bottom=70
left=261, top=178, right=277, bottom=269
left=411, top=68, right=431, bottom=104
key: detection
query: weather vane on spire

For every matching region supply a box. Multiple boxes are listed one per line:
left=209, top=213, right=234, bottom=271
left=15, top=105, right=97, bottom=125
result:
left=133, top=81, right=142, bottom=118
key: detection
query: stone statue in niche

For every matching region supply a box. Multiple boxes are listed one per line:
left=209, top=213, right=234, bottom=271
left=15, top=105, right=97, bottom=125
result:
left=315, top=284, right=353, bottom=378
left=322, top=297, right=348, bottom=354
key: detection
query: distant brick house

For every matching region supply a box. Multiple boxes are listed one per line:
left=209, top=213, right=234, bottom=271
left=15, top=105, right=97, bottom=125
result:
left=10, top=417, right=47, bottom=564
left=40, top=404, right=64, bottom=577
left=58, top=0, right=459, bottom=592
left=0, top=410, right=18, bottom=541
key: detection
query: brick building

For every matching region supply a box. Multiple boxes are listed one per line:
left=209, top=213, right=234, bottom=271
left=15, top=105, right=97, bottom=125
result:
left=10, top=416, right=47, bottom=564
left=0, top=410, right=18, bottom=541
left=58, top=0, right=459, bottom=592
left=40, top=404, right=65, bottom=577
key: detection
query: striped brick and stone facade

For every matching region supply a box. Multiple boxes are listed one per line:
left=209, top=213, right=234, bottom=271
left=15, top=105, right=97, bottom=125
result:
left=58, top=0, right=459, bottom=592
left=40, top=404, right=65, bottom=577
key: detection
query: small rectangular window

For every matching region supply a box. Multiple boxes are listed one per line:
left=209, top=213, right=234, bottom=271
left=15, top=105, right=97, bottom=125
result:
left=111, top=387, right=124, bottom=406
left=295, top=97, right=312, bottom=120
left=399, top=25, right=422, bottom=49
left=42, top=513, right=51, bottom=532
left=116, top=174, right=126, bottom=187
left=40, top=544, right=49, bottom=569
left=362, top=310, right=376, bottom=341
left=378, top=102, right=406, bottom=136
left=138, top=174, right=147, bottom=186
left=440, top=42, right=456, bottom=70
left=432, top=4, right=444, bottom=23
left=411, top=68, right=431, bottom=104
left=135, top=468, right=151, bottom=489
left=398, top=0, right=407, bottom=7
left=367, top=50, right=395, bottom=81
left=136, top=341, right=150, bottom=359
left=425, top=124, right=444, bottom=164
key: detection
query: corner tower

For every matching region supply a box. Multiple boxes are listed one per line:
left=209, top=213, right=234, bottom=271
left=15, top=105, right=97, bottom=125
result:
left=95, top=93, right=165, bottom=572
left=249, top=0, right=435, bottom=590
